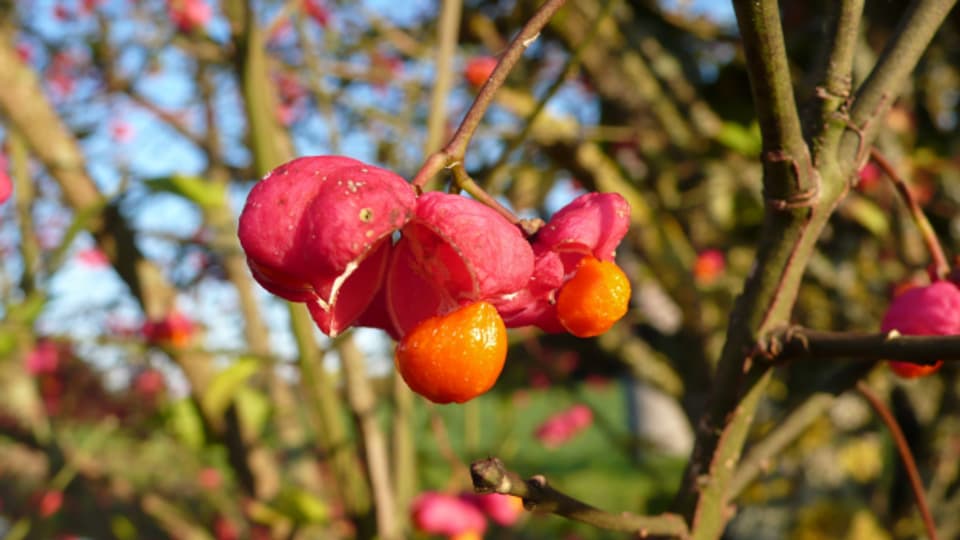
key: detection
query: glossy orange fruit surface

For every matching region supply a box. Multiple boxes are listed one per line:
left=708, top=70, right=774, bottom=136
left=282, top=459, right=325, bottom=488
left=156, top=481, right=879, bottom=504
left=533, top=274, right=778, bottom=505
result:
left=395, top=301, right=507, bottom=404
left=556, top=257, right=631, bottom=338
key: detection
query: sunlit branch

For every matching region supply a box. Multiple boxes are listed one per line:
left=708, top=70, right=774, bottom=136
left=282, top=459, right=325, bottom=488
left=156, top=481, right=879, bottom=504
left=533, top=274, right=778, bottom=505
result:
left=471, top=457, right=690, bottom=538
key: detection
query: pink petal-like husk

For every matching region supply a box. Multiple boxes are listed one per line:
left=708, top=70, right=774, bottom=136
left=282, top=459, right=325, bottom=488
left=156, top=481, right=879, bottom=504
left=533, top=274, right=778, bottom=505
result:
left=306, top=239, right=392, bottom=336
left=497, top=249, right=565, bottom=332
left=239, top=156, right=415, bottom=333
left=385, top=227, right=457, bottom=336
left=386, top=192, right=534, bottom=335
left=411, top=492, right=487, bottom=536
left=415, top=192, right=533, bottom=298
left=299, top=162, right=416, bottom=276
left=239, top=156, right=368, bottom=301
left=354, top=283, right=401, bottom=340
left=881, top=281, right=960, bottom=336
left=534, top=192, right=630, bottom=263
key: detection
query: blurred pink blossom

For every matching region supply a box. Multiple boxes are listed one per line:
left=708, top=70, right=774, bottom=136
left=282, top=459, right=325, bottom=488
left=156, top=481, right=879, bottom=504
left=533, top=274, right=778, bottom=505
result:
left=53, top=3, right=72, bottom=20
left=15, top=42, right=33, bottom=63
left=134, top=369, right=166, bottom=398
left=534, top=404, right=594, bottom=448
left=81, top=0, right=101, bottom=14
left=76, top=248, right=109, bottom=267
left=110, top=120, right=135, bottom=143
left=411, top=492, right=487, bottom=537
left=0, top=154, right=11, bottom=205
left=25, top=341, right=60, bottom=376
left=46, top=52, right=77, bottom=98
left=461, top=493, right=524, bottom=526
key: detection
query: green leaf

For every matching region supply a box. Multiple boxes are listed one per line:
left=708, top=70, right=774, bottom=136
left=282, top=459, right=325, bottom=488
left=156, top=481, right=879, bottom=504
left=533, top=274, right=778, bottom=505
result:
left=716, top=121, right=762, bottom=156
left=111, top=515, right=138, bottom=540
left=167, top=398, right=206, bottom=450
left=275, top=487, right=329, bottom=524
left=235, top=386, right=271, bottom=440
left=201, top=357, right=261, bottom=420
left=841, top=195, right=889, bottom=236
left=143, top=174, right=226, bottom=209
left=6, top=294, right=48, bottom=325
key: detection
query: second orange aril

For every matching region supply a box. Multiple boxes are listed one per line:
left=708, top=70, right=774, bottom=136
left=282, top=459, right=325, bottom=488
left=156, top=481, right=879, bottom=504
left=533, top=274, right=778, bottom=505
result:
left=556, top=256, right=631, bottom=338
left=395, top=301, right=507, bottom=404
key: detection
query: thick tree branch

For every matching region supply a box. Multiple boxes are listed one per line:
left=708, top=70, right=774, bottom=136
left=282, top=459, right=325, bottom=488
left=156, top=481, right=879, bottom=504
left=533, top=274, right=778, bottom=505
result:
left=471, top=457, right=689, bottom=538
left=804, top=0, right=864, bottom=147
left=672, top=2, right=835, bottom=537
left=731, top=0, right=816, bottom=206
left=838, top=0, right=958, bottom=168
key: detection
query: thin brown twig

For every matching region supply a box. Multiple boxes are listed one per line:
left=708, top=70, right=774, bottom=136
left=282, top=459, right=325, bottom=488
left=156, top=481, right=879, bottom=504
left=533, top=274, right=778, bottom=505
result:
left=857, top=381, right=938, bottom=540
left=410, top=0, right=567, bottom=191
left=483, top=0, right=615, bottom=194
left=870, top=148, right=950, bottom=278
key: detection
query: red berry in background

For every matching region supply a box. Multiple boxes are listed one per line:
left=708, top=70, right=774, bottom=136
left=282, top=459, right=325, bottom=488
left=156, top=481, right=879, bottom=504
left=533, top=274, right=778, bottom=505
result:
left=38, top=490, right=63, bottom=517
left=464, top=56, right=498, bottom=87
left=857, top=162, right=882, bottom=191
left=302, top=0, right=330, bottom=27
left=167, top=0, right=212, bottom=33
left=411, top=492, right=487, bottom=537
left=238, top=156, right=416, bottom=336
left=693, top=249, right=725, bottom=286
left=214, top=515, right=239, bottom=540
left=142, top=310, right=195, bottom=347
left=134, top=369, right=166, bottom=398
left=76, top=247, right=109, bottom=268
left=198, top=467, right=222, bottom=491
left=881, top=280, right=960, bottom=378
